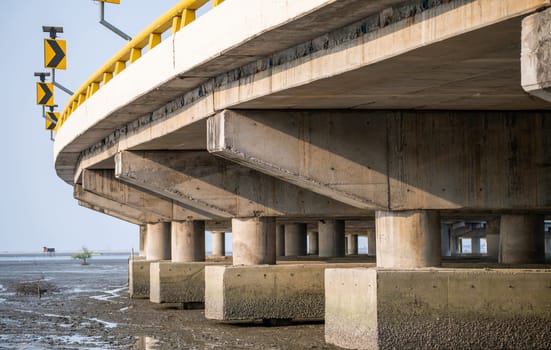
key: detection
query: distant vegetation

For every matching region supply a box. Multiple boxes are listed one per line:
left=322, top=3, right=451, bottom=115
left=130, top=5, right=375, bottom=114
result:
left=72, top=247, right=93, bottom=265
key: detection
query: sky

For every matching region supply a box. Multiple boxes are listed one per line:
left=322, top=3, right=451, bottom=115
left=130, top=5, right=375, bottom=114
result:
left=0, top=0, right=221, bottom=253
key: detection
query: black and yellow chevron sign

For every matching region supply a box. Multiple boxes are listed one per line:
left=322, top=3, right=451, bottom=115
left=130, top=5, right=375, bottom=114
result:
left=36, top=82, right=54, bottom=106
left=44, top=39, right=66, bottom=70
left=45, top=111, right=59, bottom=130
left=99, top=0, right=121, bottom=3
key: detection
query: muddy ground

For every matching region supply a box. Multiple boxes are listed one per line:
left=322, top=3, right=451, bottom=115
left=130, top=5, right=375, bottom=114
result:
left=0, top=256, right=339, bottom=349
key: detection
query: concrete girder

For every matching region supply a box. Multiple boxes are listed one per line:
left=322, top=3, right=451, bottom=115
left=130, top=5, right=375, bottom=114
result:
left=208, top=109, right=551, bottom=211
left=522, top=7, right=551, bottom=103
left=77, top=200, right=142, bottom=225
left=74, top=184, right=164, bottom=223
left=114, top=150, right=366, bottom=218
left=81, top=169, right=213, bottom=222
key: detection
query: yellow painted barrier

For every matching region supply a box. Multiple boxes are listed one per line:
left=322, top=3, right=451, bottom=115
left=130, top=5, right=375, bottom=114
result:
left=58, top=0, right=224, bottom=129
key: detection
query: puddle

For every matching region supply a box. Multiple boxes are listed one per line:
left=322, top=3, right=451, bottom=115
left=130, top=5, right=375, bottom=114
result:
left=136, top=336, right=162, bottom=350
left=87, top=317, right=118, bottom=329
left=90, top=285, right=127, bottom=302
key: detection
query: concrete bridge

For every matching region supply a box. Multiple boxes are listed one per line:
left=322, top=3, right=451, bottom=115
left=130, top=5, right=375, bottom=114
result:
left=53, top=0, right=551, bottom=348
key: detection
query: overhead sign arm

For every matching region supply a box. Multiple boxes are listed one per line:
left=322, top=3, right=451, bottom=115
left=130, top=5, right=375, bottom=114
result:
left=98, top=0, right=132, bottom=41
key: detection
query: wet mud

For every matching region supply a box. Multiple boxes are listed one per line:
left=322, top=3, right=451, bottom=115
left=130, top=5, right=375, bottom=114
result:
left=0, top=257, right=339, bottom=349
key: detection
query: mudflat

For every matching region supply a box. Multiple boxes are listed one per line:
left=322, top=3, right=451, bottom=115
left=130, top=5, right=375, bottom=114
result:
left=0, top=255, right=338, bottom=349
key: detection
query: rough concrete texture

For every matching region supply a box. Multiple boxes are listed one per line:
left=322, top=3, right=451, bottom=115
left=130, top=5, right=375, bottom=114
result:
left=205, top=263, right=372, bottom=321
left=128, top=258, right=153, bottom=299
left=232, top=217, right=276, bottom=265
left=325, top=268, right=551, bottom=349
left=500, top=214, right=545, bottom=264
left=522, top=7, right=551, bottom=102
left=150, top=261, right=228, bottom=304
left=171, top=220, right=205, bottom=263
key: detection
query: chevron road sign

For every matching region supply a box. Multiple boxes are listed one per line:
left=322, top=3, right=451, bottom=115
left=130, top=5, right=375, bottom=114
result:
left=98, top=0, right=120, bottom=3
left=44, top=39, right=66, bottom=70
left=36, top=82, right=54, bottom=106
left=45, top=111, right=59, bottom=130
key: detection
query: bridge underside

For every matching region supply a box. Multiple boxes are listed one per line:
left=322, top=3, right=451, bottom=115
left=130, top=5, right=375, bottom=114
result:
left=54, top=1, right=551, bottom=349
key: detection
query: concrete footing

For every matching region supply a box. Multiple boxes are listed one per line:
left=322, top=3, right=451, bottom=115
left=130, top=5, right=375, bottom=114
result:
left=150, top=261, right=228, bottom=304
left=325, top=268, right=551, bottom=349
left=205, top=263, right=372, bottom=321
left=129, top=257, right=153, bottom=299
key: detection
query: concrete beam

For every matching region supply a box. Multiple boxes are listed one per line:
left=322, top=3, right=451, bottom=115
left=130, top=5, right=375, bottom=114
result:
left=77, top=200, right=142, bottom=225
left=82, top=169, right=212, bottom=221
left=74, top=184, right=164, bottom=223
left=114, top=150, right=366, bottom=217
left=522, top=7, right=551, bottom=103
left=208, top=110, right=551, bottom=211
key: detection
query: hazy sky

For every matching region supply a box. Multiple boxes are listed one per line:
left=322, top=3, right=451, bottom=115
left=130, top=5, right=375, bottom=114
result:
left=1, top=0, right=218, bottom=252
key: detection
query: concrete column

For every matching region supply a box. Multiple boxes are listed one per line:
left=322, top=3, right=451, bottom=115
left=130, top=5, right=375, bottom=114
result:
left=499, top=214, right=544, bottom=264
left=276, top=224, right=285, bottom=257
left=441, top=224, right=451, bottom=257
left=308, top=231, right=319, bottom=255
left=318, top=219, right=345, bottom=258
left=284, top=223, right=307, bottom=256
left=485, top=218, right=500, bottom=258
left=471, top=237, right=481, bottom=255
left=347, top=234, right=358, bottom=255
left=212, top=231, right=225, bottom=256
left=546, top=231, right=551, bottom=255
left=145, top=222, right=171, bottom=260
left=367, top=229, right=376, bottom=256
left=171, top=221, right=205, bottom=262
left=376, top=210, right=441, bottom=268
left=139, top=224, right=146, bottom=257
left=232, top=217, right=276, bottom=265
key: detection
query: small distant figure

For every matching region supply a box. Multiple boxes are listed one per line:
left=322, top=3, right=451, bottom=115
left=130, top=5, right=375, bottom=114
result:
left=43, top=246, right=55, bottom=256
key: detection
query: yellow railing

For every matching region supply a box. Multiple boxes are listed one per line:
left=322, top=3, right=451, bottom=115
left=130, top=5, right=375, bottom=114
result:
left=57, top=0, right=224, bottom=129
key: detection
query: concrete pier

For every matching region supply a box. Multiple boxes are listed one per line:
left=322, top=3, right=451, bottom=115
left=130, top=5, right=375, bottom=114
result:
left=347, top=234, right=358, bottom=256
left=232, top=217, right=276, bottom=265
left=308, top=231, right=319, bottom=255
left=171, top=221, right=205, bottom=263
left=367, top=229, right=376, bottom=256
left=499, top=214, right=545, bottom=264
left=325, top=268, right=551, bottom=349
left=276, top=225, right=285, bottom=257
left=486, top=218, right=500, bottom=259
left=284, top=223, right=307, bottom=257
left=211, top=231, right=225, bottom=257
left=471, top=237, right=481, bottom=255
left=145, top=222, right=171, bottom=261
left=318, top=220, right=345, bottom=258
left=376, top=210, right=441, bottom=268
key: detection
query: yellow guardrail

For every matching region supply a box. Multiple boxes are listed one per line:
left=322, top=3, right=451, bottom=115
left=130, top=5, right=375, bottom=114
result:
left=57, top=0, right=224, bottom=130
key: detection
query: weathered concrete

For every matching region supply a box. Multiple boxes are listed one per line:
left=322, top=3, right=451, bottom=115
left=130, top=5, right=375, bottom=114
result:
left=486, top=218, right=500, bottom=258
left=145, top=222, right=171, bottom=261
left=522, top=7, right=551, bottom=102
left=367, top=229, right=376, bottom=256
left=211, top=231, right=225, bottom=257
left=78, top=199, right=143, bottom=225
left=376, top=211, right=441, bottom=268
left=308, top=231, right=319, bottom=255
left=347, top=234, right=358, bottom=255
left=276, top=225, right=285, bottom=257
left=471, top=237, right=481, bottom=255
left=318, top=219, right=345, bottom=258
left=139, top=225, right=146, bottom=257
left=325, top=268, right=551, bottom=349
left=205, top=263, right=373, bottom=321
left=129, top=257, right=152, bottom=299
left=232, top=217, right=276, bottom=265
left=284, top=223, right=307, bottom=257
left=115, top=151, right=366, bottom=218
left=81, top=169, right=211, bottom=221
left=150, top=261, right=227, bottom=304
left=499, top=214, right=545, bottom=264
left=208, top=110, right=551, bottom=211
left=171, top=221, right=205, bottom=263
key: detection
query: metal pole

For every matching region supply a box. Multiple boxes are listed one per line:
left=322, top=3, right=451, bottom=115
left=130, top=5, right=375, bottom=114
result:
left=51, top=68, right=74, bottom=96
left=99, top=2, right=132, bottom=41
